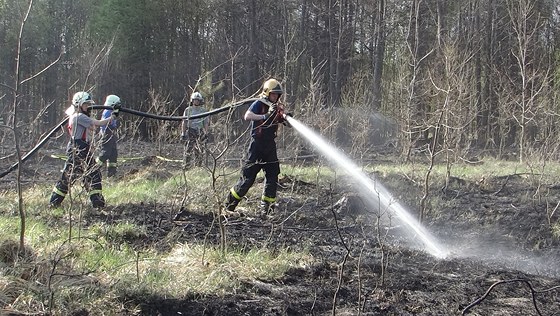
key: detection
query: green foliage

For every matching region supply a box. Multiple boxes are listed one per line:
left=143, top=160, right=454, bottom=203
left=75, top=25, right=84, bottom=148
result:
left=0, top=216, right=56, bottom=246
left=282, top=164, right=338, bottom=184
left=553, top=222, right=560, bottom=239
left=116, top=244, right=313, bottom=297
left=78, top=246, right=139, bottom=276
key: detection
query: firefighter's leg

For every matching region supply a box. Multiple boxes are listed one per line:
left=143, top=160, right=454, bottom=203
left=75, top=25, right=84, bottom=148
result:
left=225, top=161, right=260, bottom=211
left=50, top=167, right=70, bottom=207
left=96, top=138, right=108, bottom=175
left=198, top=132, right=208, bottom=166
left=50, top=153, right=78, bottom=207
left=95, top=156, right=107, bottom=175
left=85, top=156, right=105, bottom=208
left=193, top=138, right=203, bottom=166
left=225, top=188, right=242, bottom=211
left=183, top=139, right=193, bottom=168
left=107, top=161, right=117, bottom=178
left=106, top=137, right=118, bottom=177
left=261, top=160, right=280, bottom=214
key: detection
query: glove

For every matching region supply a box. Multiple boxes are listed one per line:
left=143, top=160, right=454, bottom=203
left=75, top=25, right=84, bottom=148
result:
left=273, top=104, right=288, bottom=123
left=200, top=132, right=209, bottom=143
left=112, top=102, right=121, bottom=117
left=263, top=104, right=277, bottom=120
left=276, top=105, right=284, bottom=117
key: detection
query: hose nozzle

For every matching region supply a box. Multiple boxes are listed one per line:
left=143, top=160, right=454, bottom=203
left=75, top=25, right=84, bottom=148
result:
left=282, top=112, right=294, bottom=127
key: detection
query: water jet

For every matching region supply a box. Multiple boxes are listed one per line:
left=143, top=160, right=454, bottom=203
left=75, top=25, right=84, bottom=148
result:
left=286, top=116, right=448, bottom=258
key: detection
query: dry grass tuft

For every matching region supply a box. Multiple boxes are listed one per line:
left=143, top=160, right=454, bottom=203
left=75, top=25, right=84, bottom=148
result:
left=0, top=276, right=29, bottom=306
left=0, top=239, right=35, bottom=264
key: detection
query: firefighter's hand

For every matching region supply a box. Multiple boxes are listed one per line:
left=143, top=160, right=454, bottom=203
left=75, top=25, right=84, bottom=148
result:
left=112, top=102, right=121, bottom=117
left=273, top=105, right=287, bottom=123
left=200, top=132, right=208, bottom=142
left=265, top=104, right=277, bottom=119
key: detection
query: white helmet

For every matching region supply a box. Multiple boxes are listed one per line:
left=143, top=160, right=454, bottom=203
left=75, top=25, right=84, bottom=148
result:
left=104, top=94, right=121, bottom=107
left=190, top=92, right=204, bottom=103
left=72, top=91, right=94, bottom=107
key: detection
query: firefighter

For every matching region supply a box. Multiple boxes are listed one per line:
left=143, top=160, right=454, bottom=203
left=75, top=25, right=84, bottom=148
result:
left=181, top=91, right=209, bottom=167
left=49, top=91, right=119, bottom=209
left=96, top=95, right=121, bottom=178
left=225, top=78, right=289, bottom=216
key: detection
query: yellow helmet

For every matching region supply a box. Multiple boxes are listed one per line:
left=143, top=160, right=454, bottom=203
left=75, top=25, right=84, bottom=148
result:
left=261, top=79, right=283, bottom=98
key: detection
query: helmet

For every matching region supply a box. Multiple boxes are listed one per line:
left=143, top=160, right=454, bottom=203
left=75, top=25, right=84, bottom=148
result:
left=261, top=79, right=283, bottom=98
left=72, top=91, right=94, bottom=107
left=190, top=92, right=204, bottom=103
left=104, top=94, right=121, bottom=107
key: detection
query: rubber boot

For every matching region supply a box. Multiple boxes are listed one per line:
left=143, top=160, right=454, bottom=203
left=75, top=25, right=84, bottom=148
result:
left=107, top=166, right=117, bottom=178
left=49, top=192, right=65, bottom=208
left=225, top=192, right=241, bottom=212
left=259, top=201, right=275, bottom=217
left=90, top=193, right=106, bottom=209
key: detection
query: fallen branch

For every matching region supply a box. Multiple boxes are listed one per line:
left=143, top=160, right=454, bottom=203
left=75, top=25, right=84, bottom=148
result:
left=462, top=278, right=560, bottom=315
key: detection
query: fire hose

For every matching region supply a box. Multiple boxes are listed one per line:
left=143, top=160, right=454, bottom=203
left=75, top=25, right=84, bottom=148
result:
left=0, top=97, right=261, bottom=179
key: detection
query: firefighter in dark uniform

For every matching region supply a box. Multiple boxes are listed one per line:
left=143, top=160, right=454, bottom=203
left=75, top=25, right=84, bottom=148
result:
left=49, top=91, right=119, bottom=209
left=225, top=78, right=289, bottom=216
left=96, top=94, right=121, bottom=177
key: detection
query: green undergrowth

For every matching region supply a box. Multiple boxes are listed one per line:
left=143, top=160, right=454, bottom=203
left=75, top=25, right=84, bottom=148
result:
left=366, top=157, right=558, bottom=184
left=553, top=223, right=560, bottom=239
left=1, top=158, right=559, bottom=314
left=0, top=212, right=312, bottom=314
left=0, top=166, right=318, bottom=314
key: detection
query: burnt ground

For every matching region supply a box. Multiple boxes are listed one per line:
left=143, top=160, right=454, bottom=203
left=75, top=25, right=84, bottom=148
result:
left=1, top=140, right=560, bottom=316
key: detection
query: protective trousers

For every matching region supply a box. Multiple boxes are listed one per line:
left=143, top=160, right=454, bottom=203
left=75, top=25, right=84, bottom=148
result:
left=183, top=128, right=206, bottom=167
left=226, top=139, right=279, bottom=210
left=97, top=130, right=118, bottom=177
left=50, top=140, right=105, bottom=208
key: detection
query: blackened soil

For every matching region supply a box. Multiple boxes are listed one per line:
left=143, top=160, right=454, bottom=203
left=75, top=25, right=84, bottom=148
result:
left=86, top=170, right=560, bottom=315
left=1, top=141, right=559, bottom=316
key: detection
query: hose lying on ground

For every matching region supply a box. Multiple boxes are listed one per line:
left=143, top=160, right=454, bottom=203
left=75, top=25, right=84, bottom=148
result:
left=0, top=97, right=259, bottom=179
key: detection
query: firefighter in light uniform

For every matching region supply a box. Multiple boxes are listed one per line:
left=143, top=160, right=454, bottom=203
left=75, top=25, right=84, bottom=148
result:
left=96, top=95, right=120, bottom=177
left=225, top=78, right=289, bottom=216
left=181, top=92, right=209, bottom=167
left=49, top=91, right=119, bottom=208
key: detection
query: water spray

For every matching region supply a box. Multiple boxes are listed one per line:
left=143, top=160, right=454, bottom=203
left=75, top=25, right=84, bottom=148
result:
left=284, top=115, right=448, bottom=258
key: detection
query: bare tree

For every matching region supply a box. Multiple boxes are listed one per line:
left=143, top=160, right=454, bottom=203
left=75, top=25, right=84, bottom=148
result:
left=8, top=0, right=34, bottom=251
left=371, top=0, right=386, bottom=110
left=402, top=0, right=435, bottom=161
left=506, top=0, right=550, bottom=163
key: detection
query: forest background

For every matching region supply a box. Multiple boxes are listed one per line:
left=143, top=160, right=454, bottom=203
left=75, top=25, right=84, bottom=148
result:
left=1, top=0, right=560, bottom=161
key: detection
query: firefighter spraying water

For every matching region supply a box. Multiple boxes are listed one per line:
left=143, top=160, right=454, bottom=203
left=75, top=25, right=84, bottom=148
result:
left=224, top=78, right=292, bottom=217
